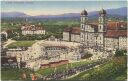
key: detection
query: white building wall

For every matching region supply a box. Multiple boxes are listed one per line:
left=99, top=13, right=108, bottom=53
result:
left=105, top=37, right=118, bottom=51
left=6, top=50, right=28, bottom=61
left=81, top=24, right=85, bottom=31
left=63, top=32, right=70, bottom=41
left=42, top=30, right=45, bottom=34
left=119, top=37, right=127, bottom=49
left=80, top=32, right=85, bottom=43
left=34, top=30, right=45, bottom=34
left=71, top=34, right=80, bottom=42
left=98, top=24, right=104, bottom=32
left=95, top=33, right=104, bottom=47
left=22, top=30, right=45, bottom=35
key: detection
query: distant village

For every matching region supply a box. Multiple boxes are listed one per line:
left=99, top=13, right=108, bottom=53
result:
left=1, top=9, right=127, bottom=73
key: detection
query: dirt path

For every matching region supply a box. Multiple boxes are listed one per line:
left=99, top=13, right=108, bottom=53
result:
left=3, top=39, right=16, bottom=48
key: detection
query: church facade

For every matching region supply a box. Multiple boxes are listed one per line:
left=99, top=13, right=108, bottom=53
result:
left=80, top=9, right=127, bottom=51
left=80, top=9, right=107, bottom=51
left=63, top=9, right=127, bottom=51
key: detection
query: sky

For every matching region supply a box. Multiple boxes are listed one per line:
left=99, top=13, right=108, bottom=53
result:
left=1, top=1, right=127, bottom=16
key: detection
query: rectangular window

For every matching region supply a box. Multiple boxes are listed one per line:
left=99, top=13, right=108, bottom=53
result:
left=82, top=25, right=84, bottom=29
left=81, top=24, right=83, bottom=29
left=82, top=34, right=84, bottom=38
left=96, top=37, right=97, bottom=40
left=100, top=37, right=101, bottom=40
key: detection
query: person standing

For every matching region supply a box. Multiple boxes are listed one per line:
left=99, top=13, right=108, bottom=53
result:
left=31, top=73, right=37, bottom=80
left=21, top=73, right=27, bottom=80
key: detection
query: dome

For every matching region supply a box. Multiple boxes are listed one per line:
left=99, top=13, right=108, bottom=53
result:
left=81, top=9, right=88, bottom=15
left=99, top=9, right=106, bottom=15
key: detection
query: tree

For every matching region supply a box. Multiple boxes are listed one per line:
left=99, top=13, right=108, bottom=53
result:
left=115, top=49, right=127, bottom=56
left=1, top=34, right=7, bottom=41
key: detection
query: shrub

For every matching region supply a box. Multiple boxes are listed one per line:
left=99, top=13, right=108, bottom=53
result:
left=115, top=49, right=127, bottom=57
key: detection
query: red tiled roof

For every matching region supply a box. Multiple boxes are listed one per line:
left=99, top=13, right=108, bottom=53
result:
left=49, top=61, right=60, bottom=64
left=41, top=64, right=50, bottom=66
left=71, top=27, right=80, bottom=35
left=118, top=30, right=127, bottom=37
left=64, top=27, right=72, bottom=32
left=41, top=60, right=69, bottom=67
left=107, top=21, right=127, bottom=30
left=64, top=27, right=80, bottom=35
left=59, top=60, right=68, bottom=62
left=21, top=25, right=44, bottom=31
left=105, top=30, right=118, bottom=38
left=105, top=30, right=127, bottom=38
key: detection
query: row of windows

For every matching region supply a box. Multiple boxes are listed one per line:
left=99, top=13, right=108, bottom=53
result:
left=22, top=31, right=45, bottom=34
left=81, top=24, right=106, bottom=32
left=81, top=34, right=102, bottom=40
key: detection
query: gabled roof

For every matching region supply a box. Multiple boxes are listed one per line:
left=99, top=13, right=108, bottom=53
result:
left=64, top=27, right=72, bottom=32
left=71, top=27, right=80, bottom=35
left=64, top=27, right=80, bottom=35
left=21, top=24, right=45, bottom=31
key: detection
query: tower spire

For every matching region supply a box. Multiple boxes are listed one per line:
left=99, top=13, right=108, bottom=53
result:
left=80, top=9, right=88, bottom=16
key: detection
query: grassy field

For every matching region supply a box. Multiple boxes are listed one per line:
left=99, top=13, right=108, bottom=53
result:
left=1, top=60, right=92, bottom=80
left=7, top=41, right=36, bottom=48
left=1, top=56, right=126, bottom=80
left=114, top=70, right=127, bottom=81
left=1, top=68, right=33, bottom=80
left=69, top=56, right=127, bottom=81
left=36, top=60, right=92, bottom=76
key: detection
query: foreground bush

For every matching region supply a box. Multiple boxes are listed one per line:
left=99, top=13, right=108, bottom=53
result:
left=1, top=68, right=33, bottom=80
left=115, top=49, right=127, bottom=57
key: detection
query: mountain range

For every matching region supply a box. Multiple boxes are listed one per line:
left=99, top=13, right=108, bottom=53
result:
left=1, top=7, right=127, bottom=18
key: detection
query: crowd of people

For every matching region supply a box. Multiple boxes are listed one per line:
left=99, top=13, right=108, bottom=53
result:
left=41, top=59, right=108, bottom=80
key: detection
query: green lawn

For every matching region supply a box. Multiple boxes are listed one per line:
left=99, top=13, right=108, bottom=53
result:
left=69, top=56, right=127, bottom=81
left=36, top=60, right=92, bottom=76
left=115, top=70, right=127, bottom=81
left=1, top=68, right=33, bottom=80
left=7, top=41, right=36, bottom=48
